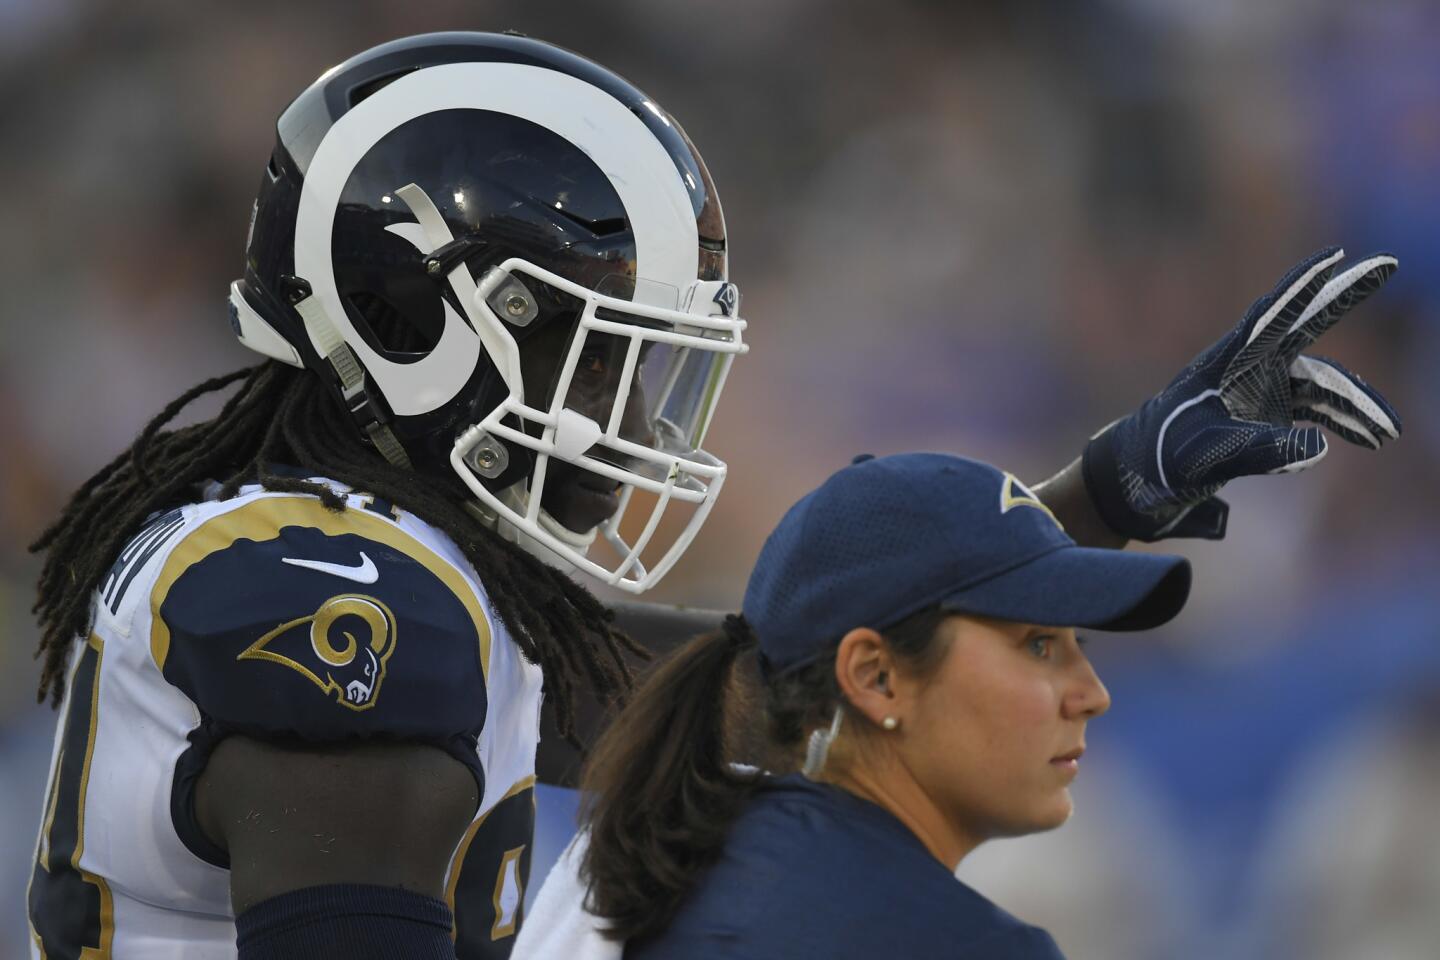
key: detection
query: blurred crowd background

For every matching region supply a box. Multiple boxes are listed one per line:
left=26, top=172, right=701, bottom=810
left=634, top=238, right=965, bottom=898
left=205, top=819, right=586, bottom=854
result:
left=3, top=1, right=1439, bottom=958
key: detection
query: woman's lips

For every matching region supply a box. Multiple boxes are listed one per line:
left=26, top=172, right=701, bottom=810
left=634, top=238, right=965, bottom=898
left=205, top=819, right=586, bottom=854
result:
left=1050, top=746, right=1084, bottom=776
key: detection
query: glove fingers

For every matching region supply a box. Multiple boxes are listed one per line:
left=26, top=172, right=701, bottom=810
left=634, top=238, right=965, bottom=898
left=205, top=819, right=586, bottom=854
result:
left=1289, top=384, right=1397, bottom=443
left=1236, top=248, right=1345, bottom=357
left=1223, top=424, right=1328, bottom=476
left=1290, top=386, right=1391, bottom=445
left=1266, top=425, right=1328, bottom=474
left=1167, top=415, right=1322, bottom=485
left=1278, top=254, right=1398, bottom=357
left=1289, top=354, right=1402, bottom=440
left=1294, top=403, right=1381, bottom=450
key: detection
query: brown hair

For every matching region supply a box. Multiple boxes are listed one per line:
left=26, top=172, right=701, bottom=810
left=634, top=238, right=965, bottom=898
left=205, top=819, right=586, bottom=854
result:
left=579, top=606, right=951, bottom=943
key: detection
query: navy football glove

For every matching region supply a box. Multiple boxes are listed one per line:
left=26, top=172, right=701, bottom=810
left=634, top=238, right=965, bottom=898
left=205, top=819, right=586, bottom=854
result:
left=1083, top=247, right=1401, bottom=542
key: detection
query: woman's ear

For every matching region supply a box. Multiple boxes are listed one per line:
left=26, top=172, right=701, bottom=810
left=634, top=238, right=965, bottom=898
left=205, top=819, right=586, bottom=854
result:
left=834, top=627, right=898, bottom=728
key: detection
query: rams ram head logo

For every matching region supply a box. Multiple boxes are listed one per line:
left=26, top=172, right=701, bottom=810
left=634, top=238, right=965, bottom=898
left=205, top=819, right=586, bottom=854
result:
left=238, top=594, right=398, bottom=711
left=712, top=282, right=740, bottom=317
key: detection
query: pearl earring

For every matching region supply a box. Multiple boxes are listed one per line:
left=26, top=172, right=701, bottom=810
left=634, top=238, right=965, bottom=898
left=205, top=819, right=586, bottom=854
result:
left=881, top=716, right=899, bottom=731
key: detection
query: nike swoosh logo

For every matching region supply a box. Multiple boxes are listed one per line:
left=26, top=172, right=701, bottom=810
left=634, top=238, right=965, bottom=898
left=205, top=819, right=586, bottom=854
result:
left=281, top=552, right=379, bottom=584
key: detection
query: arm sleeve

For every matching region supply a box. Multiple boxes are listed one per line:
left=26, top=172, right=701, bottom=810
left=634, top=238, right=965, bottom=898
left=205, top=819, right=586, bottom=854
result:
left=236, top=884, right=457, bottom=960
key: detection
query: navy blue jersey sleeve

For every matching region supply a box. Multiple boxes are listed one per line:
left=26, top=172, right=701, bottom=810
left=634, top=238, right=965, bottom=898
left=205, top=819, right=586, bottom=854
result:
left=151, top=495, right=490, bottom=754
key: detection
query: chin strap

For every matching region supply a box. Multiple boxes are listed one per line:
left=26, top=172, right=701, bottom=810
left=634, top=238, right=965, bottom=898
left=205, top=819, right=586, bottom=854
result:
left=291, top=291, right=414, bottom=471
left=463, top=482, right=597, bottom=574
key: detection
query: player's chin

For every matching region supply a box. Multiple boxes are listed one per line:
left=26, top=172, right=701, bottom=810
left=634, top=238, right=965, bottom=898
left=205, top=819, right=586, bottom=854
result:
left=541, top=465, right=623, bottom=533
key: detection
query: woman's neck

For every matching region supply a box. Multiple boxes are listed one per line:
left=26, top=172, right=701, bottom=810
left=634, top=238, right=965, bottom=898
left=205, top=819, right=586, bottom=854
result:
left=822, top=757, right=982, bottom=871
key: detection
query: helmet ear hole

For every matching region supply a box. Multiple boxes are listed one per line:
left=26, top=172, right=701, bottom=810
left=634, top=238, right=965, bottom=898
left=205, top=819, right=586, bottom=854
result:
left=345, top=291, right=443, bottom=357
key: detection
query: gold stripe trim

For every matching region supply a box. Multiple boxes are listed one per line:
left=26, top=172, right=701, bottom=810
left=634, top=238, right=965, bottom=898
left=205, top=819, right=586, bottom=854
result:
left=445, top=774, right=537, bottom=931
left=490, top=845, right=527, bottom=940
left=37, top=745, right=63, bottom=871
left=27, top=637, right=115, bottom=957
left=149, top=496, right=492, bottom=681
left=36, top=638, right=95, bottom=871
left=75, top=635, right=113, bottom=958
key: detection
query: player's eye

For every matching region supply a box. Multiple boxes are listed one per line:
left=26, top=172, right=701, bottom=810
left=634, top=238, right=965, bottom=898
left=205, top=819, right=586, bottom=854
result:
left=579, top=351, right=606, bottom=375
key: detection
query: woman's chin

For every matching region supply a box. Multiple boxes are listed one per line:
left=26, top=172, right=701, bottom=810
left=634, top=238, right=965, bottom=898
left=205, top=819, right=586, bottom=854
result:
left=999, top=791, right=1074, bottom=838
left=1035, top=790, right=1075, bottom=831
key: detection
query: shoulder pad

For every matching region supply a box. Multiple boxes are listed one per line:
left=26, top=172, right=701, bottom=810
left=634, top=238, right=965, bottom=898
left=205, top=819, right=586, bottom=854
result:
left=98, top=508, right=187, bottom=618
left=152, top=494, right=490, bottom=743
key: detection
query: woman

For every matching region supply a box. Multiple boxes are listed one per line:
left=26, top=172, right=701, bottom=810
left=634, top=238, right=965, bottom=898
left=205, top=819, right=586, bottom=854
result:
left=519, top=451, right=1192, bottom=958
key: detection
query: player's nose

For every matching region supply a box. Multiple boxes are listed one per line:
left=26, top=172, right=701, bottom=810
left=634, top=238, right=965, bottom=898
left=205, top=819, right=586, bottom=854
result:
left=616, top=383, right=655, bottom=448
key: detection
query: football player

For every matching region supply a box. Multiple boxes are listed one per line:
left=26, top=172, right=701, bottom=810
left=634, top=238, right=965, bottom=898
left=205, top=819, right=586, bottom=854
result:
left=26, top=31, right=744, bottom=960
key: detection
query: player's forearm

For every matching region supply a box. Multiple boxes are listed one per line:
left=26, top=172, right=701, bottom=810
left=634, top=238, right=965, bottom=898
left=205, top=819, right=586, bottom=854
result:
left=1031, top=457, right=1127, bottom=549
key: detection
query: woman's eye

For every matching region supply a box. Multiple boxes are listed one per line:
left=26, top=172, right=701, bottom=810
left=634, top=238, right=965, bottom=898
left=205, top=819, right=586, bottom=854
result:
left=1027, top=637, right=1052, bottom=659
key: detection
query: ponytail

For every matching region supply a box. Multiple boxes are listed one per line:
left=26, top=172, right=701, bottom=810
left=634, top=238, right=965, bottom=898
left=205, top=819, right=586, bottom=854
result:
left=579, top=614, right=760, bottom=943
left=578, top=605, right=952, bottom=943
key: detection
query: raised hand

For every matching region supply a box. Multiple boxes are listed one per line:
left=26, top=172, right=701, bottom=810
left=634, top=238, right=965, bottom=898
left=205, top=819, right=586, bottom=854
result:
left=1082, top=247, right=1401, bottom=542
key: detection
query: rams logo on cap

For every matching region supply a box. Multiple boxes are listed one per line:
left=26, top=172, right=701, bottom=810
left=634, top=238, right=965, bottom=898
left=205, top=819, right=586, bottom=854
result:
left=999, top=474, right=1064, bottom=531
left=238, top=594, right=398, bottom=710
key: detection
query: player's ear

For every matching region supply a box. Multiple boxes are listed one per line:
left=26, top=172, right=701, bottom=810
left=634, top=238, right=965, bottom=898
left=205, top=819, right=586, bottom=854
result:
left=834, top=627, right=899, bottom=727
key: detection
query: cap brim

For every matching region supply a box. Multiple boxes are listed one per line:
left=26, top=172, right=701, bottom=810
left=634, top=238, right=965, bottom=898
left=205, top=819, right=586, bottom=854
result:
left=939, top=545, right=1191, bottom=632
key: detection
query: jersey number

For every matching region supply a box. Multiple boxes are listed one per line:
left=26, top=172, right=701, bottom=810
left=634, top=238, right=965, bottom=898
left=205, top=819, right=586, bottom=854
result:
left=28, top=637, right=113, bottom=958
left=449, top=780, right=535, bottom=960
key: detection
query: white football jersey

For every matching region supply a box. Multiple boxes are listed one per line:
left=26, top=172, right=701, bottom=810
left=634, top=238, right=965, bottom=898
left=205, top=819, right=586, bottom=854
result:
left=26, top=480, right=544, bottom=959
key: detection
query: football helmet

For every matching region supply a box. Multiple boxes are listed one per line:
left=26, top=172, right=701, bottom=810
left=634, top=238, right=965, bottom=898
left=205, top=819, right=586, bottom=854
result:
left=229, top=32, right=746, bottom=592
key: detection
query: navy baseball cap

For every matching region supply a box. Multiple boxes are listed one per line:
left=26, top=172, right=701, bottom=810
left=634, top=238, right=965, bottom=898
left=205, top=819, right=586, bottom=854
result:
left=743, top=453, right=1192, bottom=674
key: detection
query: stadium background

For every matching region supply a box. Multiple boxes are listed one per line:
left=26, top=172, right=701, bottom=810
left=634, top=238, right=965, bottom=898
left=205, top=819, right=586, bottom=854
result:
left=2, top=2, right=1438, bottom=957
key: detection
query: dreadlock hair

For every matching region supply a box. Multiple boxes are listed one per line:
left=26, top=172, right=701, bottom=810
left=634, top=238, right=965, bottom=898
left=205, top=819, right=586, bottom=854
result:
left=579, top=606, right=952, bottom=944
left=30, top=361, right=645, bottom=743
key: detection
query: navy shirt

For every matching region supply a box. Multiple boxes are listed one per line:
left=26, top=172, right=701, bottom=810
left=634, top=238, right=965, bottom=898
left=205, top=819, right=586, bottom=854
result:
left=625, top=774, right=1066, bottom=960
